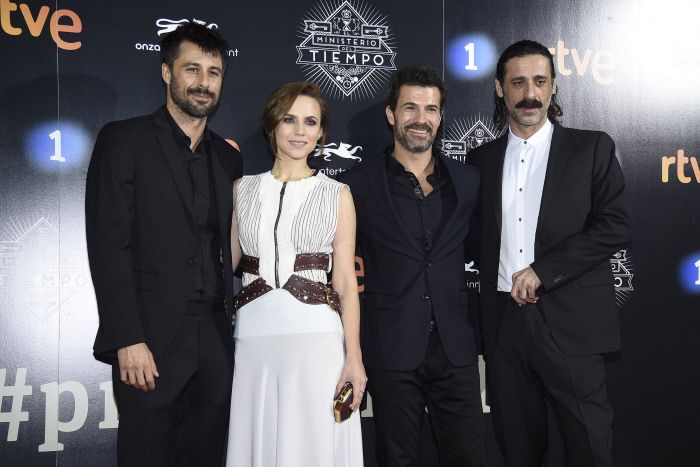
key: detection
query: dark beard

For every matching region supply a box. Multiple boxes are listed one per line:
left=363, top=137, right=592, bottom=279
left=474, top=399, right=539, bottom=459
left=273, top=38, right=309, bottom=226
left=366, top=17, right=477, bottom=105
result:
left=394, top=123, right=435, bottom=154
left=169, top=81, right=218, bottom=118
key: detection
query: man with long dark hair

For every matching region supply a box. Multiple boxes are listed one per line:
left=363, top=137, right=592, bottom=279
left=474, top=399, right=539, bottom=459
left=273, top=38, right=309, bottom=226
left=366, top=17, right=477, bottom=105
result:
left=469, top=40, right=630, bottom=467
left=86, top=22, right=241, bottom=466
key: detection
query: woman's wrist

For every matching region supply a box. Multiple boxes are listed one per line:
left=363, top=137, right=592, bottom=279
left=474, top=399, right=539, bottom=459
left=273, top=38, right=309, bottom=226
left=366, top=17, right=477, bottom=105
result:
left=345, top=351, right=363, bottom=364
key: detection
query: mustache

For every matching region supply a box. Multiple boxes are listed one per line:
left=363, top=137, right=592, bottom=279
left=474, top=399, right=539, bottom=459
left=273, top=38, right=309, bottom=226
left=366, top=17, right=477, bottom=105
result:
left=515, top=99, right=542, bottom=109
left=406, top=123, right=432, bottom=132
left=187, top=88, right=215, bottom=98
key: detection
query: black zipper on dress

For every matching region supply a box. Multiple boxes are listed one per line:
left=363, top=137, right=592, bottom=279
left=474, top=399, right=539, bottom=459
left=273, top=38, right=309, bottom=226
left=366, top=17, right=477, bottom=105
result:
left=273, top=182, right=287, bottom=288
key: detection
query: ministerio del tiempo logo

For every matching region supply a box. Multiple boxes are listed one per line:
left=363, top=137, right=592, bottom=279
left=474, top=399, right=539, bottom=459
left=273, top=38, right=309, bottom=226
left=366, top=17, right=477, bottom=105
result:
left=296, top=0, right=397, bottom=100
left=442, top=115, right=500, bottom=163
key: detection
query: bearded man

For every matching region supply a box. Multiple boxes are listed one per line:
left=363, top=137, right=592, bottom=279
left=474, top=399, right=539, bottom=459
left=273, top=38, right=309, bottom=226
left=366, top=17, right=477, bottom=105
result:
left=339, top=65, right=485, bottom=467
left=86, top=22, right=241, bottom=466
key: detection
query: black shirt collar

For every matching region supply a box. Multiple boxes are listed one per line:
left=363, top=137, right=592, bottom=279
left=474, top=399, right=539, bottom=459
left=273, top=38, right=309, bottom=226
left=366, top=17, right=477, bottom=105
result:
left=386, top=148, right=444, bottom=183
left=160, top=105, right=212, bottom=154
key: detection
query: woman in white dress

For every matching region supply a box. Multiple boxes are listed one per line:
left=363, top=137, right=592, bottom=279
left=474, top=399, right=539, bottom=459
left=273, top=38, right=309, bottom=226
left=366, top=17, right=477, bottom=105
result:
left=226, top=82, right=366, bottom=467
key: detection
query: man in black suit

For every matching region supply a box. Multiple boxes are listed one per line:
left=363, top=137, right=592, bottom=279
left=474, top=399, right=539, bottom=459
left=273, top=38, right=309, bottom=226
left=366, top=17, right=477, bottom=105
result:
left=339, top=66, right=484, bottom=467
left=468, top=40, right=631, bottom=467
left=85, top=23, right=241, bottom=466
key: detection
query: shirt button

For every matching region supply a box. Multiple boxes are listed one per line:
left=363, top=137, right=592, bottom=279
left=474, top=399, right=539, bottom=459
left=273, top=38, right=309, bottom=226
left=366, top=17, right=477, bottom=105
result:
left=521, top=159, right=524, bottom=163
left=187, top=257, right=199, bottom=265
left=519, top=218, right=522, bottom=222
left=519, top=188, right=523, bottom=192
left=420, top=294, right=431, bottom=301
left=519, top=249, right=523, bottom=253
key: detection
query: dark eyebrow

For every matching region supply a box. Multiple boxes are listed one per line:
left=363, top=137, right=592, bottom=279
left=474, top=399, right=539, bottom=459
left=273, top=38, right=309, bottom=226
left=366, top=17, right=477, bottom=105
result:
left=182, top=61, right=223, bottom=73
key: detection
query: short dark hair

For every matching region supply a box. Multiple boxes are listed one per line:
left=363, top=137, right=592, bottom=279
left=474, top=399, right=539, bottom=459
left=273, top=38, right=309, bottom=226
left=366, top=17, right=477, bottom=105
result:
left=493, top=40, right=563, bottom=130
left=262, top=82, right=329, bottom=157
left=160, top=22, right=229, bottom=71
left=387, top=65, right=446, bottom=111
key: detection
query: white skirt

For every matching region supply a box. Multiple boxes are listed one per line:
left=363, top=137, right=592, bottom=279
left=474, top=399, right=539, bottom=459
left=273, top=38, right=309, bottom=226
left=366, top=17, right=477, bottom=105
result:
left=226, top=289, right=363, bottom=467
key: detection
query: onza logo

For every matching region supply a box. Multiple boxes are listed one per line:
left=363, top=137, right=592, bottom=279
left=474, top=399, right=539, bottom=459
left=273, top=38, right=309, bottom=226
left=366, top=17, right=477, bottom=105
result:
left=135, top=17, right=237, bottom=56
left=156, top=18, right=218, bottom=36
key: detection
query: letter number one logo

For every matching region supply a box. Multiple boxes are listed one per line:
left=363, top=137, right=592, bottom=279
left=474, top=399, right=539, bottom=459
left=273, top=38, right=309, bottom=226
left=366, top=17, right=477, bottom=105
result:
left=49, top=130, right=65, bottom=162
left=695, top=259, right=700, bottom=285
left=464, top=42, right=477, bottom=70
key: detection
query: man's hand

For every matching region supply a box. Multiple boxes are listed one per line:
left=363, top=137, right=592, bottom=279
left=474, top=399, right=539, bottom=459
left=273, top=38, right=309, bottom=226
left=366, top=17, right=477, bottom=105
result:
left=511, top=266, right=542, bottom=306
left=117, top=343, right=159, bottom=392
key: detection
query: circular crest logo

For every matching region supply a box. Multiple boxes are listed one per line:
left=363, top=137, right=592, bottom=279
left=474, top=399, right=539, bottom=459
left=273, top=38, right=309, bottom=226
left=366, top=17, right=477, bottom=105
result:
left=296, top=1, right=397, bottom=100
left=611, top=249, right=634, bottom=309
left=442, top=115, right=501, bottom=162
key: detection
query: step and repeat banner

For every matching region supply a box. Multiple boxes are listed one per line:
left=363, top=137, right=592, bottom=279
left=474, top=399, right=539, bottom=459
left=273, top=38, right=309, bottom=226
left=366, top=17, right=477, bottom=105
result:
left=1, top=0, right=698, bottom=466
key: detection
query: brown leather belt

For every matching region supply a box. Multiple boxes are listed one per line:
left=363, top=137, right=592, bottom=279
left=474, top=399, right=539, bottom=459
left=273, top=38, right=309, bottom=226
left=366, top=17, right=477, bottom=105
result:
left=240, top=255, right=260, bottom=275
left=234, top=253, right=339, bottom=313
left=294, top=252, right=330, bottom=272
left=234, top=275, right=340, bottom=313
left=283, top=274, right=340, bottom=312
left=233, top=277, right=272, bottom=310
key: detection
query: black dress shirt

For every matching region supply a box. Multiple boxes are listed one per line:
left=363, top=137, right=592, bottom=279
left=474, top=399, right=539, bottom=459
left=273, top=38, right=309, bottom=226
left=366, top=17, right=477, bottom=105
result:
left=163, top=107, right=224, bottom=300
left=386, top=151, right=457, bottom=320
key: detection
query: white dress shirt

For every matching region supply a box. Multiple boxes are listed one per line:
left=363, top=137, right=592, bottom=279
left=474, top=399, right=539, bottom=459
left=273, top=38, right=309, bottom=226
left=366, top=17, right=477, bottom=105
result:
left=498, top=119, right=553, bottom=292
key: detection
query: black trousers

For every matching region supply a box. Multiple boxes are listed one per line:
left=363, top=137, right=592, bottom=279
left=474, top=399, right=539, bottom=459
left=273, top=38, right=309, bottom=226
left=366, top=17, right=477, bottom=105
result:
left=367, top=331, right=485, bottom=467
left=487, top=293, right=615, bottom=467
left=112, top=300, right=234, bottom=467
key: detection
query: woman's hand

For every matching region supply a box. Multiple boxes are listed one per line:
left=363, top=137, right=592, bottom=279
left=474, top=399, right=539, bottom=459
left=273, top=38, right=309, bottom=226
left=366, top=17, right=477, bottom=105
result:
left=335, top=355, right=368, bottom=412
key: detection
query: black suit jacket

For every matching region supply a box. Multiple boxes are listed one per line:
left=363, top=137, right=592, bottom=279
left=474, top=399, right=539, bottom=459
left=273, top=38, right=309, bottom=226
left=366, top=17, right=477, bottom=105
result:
left=339, top=154, right=480, bottom=371
left=468, top=124, right=631, bottom=359
left=86, top=108, right=242, bottom=362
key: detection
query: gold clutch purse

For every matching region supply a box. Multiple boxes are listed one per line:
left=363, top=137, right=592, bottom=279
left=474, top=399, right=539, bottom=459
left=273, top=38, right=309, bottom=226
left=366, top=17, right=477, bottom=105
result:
left=333, top=382, right=353, bottom=422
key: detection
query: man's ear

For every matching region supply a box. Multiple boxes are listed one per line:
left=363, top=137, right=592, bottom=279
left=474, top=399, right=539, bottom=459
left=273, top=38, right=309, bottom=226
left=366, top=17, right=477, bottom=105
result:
left=385, top=106, right=395, bottom=126
left=495, top=78, right=504, bottom=98
left=162, top=63, right=171, bottom=86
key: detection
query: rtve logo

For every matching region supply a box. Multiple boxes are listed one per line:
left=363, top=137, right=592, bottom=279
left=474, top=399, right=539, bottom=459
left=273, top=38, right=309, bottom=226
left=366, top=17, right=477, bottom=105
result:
left=662, top=149, right=700, bottom=184
left=1, top=0, right=82, bottom=50
left=547, top=40, right=613, bottom=85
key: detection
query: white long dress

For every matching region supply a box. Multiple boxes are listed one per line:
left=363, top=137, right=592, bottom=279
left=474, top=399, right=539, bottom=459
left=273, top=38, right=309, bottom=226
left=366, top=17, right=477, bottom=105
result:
left=226, top=171, right=363, bottom=467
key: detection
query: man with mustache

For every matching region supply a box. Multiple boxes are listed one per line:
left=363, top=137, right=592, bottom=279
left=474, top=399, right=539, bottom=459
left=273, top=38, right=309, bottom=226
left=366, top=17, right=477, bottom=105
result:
left=339, top=66, right=484, bottom=466
left=468, top=40, right=630, bottom=467
left=86, top=22, right=241, bottom=466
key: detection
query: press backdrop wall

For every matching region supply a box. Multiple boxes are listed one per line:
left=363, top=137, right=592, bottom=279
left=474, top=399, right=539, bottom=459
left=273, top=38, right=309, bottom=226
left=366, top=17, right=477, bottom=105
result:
left=1, top=1, right=698, bottom=466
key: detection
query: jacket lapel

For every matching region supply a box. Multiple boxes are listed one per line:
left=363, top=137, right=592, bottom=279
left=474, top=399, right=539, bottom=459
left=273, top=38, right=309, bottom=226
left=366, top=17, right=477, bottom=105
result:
left=536, top=124, right=568, bottom=238
left=431, top=155, right=463, bottom=247
left=490, top=134, right=508, bottom=232
left=209, top=143, right=233, bottom=244
left=368, top=155, right=423, bottom=255
left=153, top=110, right=196, bottom=222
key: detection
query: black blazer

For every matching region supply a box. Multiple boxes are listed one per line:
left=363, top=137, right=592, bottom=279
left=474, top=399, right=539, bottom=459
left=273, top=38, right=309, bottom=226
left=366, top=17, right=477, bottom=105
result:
left=339, top=154, right=480, bottom=371
left=86, top=108, right=242, bottom=362
left=468, top=124, right=631, bottom=359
